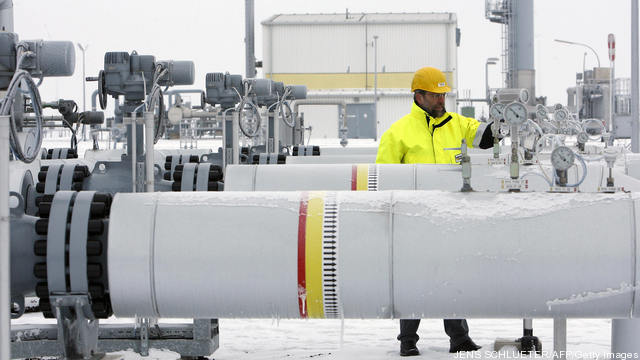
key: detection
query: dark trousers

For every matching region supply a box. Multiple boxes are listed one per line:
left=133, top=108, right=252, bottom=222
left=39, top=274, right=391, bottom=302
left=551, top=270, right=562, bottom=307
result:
left=398, top=319, right=471, bottom=347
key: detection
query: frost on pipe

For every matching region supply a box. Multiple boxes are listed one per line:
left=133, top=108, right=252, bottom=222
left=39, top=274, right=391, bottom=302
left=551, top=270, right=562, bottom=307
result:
left=108, top=191, right=638, bottom=319
left=224, top=164, right=640, bottom=193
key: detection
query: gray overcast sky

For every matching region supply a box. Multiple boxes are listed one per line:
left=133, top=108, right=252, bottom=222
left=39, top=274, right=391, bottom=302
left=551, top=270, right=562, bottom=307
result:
left=15, top=0, right=636, bottom=115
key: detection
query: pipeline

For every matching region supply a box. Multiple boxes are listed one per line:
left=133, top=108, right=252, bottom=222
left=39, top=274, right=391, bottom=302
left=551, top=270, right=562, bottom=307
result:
left=106, top=190, right=640, bottom=319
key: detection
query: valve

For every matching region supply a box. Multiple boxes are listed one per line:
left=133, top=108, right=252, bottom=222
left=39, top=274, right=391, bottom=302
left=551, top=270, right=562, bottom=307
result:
left=444, top=139, right=472, bottom=192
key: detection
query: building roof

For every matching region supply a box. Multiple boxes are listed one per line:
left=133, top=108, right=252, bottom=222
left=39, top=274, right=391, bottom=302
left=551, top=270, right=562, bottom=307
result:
left=262, top=12, right=456, bottom=26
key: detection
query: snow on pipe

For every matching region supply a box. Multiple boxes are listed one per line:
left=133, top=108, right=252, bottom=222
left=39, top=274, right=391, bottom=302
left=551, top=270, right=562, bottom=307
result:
left=224, top=163, right=640, bottom=193
left=109, top=190, right=640, bottom=319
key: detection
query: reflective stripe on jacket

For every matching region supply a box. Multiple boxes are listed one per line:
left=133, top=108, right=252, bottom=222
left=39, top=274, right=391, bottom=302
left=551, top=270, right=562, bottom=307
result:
left=376, top=102, right=488, bottom=164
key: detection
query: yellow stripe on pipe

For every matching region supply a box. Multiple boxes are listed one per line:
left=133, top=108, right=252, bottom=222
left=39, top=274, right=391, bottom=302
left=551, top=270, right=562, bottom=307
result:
left=305, top=191, right=325, bottom=318
left=356, top=164, right=369, bottom=191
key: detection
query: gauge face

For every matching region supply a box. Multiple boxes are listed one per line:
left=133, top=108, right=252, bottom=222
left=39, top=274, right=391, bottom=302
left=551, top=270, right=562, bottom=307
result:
left=554, top=108, right=568, bottom=121
left=489, top=103, right=505, bottom=120
left=577, top=132, right=589, bottom=144
left=583, top=118, right=605, bottom=140
left=504, top=102, right=528, bottom=125
left=519, top=88, right=530, bottom=103
left=551, top=146, right=575, bottom=171
left=167, top=106, right=183, bottom=125
left=536, top=104, right=547, bottom=119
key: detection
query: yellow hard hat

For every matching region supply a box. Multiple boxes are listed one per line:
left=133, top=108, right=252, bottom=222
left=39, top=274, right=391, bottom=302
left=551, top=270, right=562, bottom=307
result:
left=411, top=67, right=451, bottom=93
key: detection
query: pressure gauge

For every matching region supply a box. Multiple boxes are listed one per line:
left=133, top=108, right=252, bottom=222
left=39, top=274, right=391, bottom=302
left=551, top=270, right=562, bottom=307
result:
left=577, top=131, right=589, bottom=144
left=554, top=108, right=568, bottom=122
left=489, top=103, right=505, bottom=121
left=519, top=88, right=530, bottom=104
left=167, top=106, right=183, bottom=125
left=535, top=104, right=547, bottom=120
left=504, top=102, right=528, bottom=126
left=551, top=146, right=575, bottom=171
left=583, top=118, right=605, bottom=140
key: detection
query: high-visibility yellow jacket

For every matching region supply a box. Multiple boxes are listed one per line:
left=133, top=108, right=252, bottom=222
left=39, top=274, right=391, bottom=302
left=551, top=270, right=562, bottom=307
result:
left=376, top=103, right=489, bottom=164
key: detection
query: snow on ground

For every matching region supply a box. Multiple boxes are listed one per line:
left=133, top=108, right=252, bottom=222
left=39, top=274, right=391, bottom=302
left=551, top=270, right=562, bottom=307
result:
left=12, top=315, right=614, bottom=359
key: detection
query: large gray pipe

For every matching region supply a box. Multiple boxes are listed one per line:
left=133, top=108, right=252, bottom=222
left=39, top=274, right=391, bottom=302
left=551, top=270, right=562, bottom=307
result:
left=108, top=190, right=639, bottom=319
left=511, top=0, right=535, bottom=102
left=632, top=0, right=639, bottom=153
left=245, top=0, right=256, bottom=78
left=0, top=0, right=13, bottom=32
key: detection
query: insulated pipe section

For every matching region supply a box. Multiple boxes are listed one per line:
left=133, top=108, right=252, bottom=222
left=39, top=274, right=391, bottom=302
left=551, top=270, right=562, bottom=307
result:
left=109, top=191, right=640, bottom=319
left=224, top=163, right=640, bottom=193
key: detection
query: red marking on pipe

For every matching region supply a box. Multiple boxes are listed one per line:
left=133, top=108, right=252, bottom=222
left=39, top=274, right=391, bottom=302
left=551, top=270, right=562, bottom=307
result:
left=351, top=165, right=357, bottom=191
left=297, top=192, right=309, bottom=318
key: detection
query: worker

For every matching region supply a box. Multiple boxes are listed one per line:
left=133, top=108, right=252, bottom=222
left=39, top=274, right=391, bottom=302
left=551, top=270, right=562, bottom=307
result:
left=376, top=67, right=495, bottom=356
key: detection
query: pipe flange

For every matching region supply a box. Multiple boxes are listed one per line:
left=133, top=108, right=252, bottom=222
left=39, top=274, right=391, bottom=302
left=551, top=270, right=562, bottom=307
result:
left=35, top=164, right=90, bottom=199
left=33, top=191, right=113, bottom=318
left=171, top=163, right=223, bottom=191
left=44, top=147, right=78, bottom=159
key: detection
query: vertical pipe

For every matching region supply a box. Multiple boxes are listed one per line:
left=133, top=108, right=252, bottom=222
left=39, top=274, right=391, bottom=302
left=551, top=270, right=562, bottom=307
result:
left=485, top=61, right=490, bottom=102
left=512, top=0, right=535, bottom=103
left=130, top=114, right=137, bottom=192
left=144, top=112, right=154, bottom=192
left=612, top=319, right=640, bottom=354
left=0, top=0, right=13, bottom=32
left=365, top=22, right=368, bottom=89
left=245, top=0, right=255, bottom=78
left=91, top=89, right=99, bottom=112
left=82, top=49, right=86, bottom=112
left=273, top=105, right=280, bottom=153
left=513, top=0, right=534, bottom=72
left=632, top=0, right=639, bottom=152
left=0, top=114, right=10, bottom=360
left=233, top=111, right=240, bottom=165
left=611, top=61, right=615, bottom=134
left=553, top=318, right=567, bottom=359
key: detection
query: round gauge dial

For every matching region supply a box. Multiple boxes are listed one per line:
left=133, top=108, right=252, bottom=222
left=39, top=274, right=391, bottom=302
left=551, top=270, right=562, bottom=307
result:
left=504, top=102, right=528, bottom=125
left=489, top=103, right=505, bottom=120
left=536, top=104, right=547, bottom=119
left=582, top=118, right=605, bottom=140
left=554, top=108, right=568, bottom=122
left=519, top=88, right=530, bottom=103
left=167, top=106, right=183, bottom=125
left=577, top=132, right=589, bottom=144
left=551, top=146, right=575, bottom=171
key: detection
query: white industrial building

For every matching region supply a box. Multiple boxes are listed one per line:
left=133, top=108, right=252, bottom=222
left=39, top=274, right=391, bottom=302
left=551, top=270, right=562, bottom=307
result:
left=262, top=12, right=460, bottom=140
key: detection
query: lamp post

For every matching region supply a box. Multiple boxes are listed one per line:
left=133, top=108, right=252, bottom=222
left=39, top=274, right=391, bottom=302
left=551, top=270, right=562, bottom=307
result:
left=373, top=35, right=378, bottom=140
left=485, top=57, right=499, bottom=103
left=554, top=39, right=601, bottom=68
left=77, top=43, right=89, bottom=140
